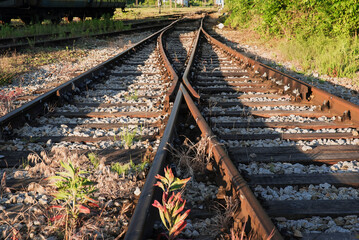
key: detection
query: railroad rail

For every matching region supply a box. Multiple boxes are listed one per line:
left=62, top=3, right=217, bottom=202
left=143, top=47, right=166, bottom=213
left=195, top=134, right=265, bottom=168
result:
left=0, top=17, right=203, bottom=239
left=2, top=13, right=359, bottom=240
left=125, top=16, right=359, bottom=240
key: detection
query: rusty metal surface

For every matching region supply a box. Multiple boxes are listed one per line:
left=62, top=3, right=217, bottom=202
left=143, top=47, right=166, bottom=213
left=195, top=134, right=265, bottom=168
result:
left=201, top=19, right=359, bottom=124
left=124, top=81, right=184, bottom=240
left=180, top=84, right=283, bottom=240
left=181, top=18, right=202, bottom=99
left=125, top=19, right=187, bottom=239
left=157, top=23, right=180, bottom=102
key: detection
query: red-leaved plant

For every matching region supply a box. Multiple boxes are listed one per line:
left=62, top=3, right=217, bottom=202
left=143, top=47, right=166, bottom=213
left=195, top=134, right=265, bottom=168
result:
left=0, top=87, right=22, bottom=115
left=152, top=166, right=191, bottom=240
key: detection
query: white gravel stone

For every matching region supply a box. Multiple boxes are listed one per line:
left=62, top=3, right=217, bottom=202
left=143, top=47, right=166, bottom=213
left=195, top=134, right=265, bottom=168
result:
left=1, top=31, right=159, bottom=115
left=254, top=184, right=359, bottom=200
left=238, top=161, right=359, bottom=175
left=275, top=215, right=359, bottom=233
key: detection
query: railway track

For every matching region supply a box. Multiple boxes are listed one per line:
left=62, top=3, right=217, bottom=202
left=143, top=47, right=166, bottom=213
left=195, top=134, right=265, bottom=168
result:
left=0, top=18, right=205, bottom=239
left=2, top=14, right=359, bottom=240
left=126, top=17, right=359, bottom=240
left=190, top=19, right=359, bottom=239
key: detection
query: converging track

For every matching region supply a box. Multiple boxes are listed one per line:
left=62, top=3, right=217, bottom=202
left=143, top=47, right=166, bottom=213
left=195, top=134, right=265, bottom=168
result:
left=127, top=17, right=359, bottom=240
left=1, top=15, right=359, bottom=240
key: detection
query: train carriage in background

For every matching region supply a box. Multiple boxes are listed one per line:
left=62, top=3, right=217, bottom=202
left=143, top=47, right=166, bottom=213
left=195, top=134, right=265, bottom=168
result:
left=0, top=0, right=126, bottom=24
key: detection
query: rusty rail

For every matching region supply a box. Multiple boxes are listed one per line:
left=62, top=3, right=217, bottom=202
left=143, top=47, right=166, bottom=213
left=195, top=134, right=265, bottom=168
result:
left=201, top=18, right=359, bottom=124
left=124, top=27, right=185, bottom=239
left=181, top=18, right=203, bottom=99
left=126, top=16, right=283, bottom=239
left=179, top=84, right=283, bottom=240
left=124, top=90, right=183, bottom=240
left=157, top=23, right=180, bottom=103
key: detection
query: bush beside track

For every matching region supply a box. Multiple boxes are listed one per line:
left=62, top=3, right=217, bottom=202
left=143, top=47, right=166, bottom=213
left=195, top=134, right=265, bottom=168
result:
left=223, top=0, right=359, bottom=79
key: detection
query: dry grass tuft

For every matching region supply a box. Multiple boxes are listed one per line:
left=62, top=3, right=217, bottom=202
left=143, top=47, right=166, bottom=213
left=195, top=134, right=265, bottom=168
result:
left=166, top=136, right=213, bottom=179
left=26, top=148, right=87, bottom=178
left=211, top=196, right=239, bottom=236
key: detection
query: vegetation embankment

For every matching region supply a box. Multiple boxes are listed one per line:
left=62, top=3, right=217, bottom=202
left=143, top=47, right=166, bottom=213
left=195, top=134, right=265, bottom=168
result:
left=224, top=0, right=359, bottom=81
left=0, top=18, right=128, bottom=39
left=114, top=5, right=214, bottom=20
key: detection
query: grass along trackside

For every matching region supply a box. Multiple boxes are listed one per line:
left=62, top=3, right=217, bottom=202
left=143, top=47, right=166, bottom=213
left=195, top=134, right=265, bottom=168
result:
left=0, top=18, right=128, bottom=39
left=223, top=0, right=359, bottom=82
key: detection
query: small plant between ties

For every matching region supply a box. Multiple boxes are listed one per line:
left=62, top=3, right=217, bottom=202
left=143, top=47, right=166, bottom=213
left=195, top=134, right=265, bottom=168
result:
left=48, top=161, right=98, bottom=239
left=152, top=166, right=191, bottom=240
left=0, top=72, right=15, bottom=86
left=87, top=152, right=100, bottom=169
left=119, top=125, right=143, bottom=148
left=121, top=127, right=137, bottom=147
left=125, top=90, right=139, bottom=101
left=111, top=159, right=149, bottom=177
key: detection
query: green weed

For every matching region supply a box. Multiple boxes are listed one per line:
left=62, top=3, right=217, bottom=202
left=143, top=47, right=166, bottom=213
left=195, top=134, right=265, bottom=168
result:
left=87, top=153, right=100, bottom=169
left=0, top=72, right=15, bottom=86
left=111, top=159, right=149, bottom=176
left=48, top=161, right=98, bottom=236
left=120, top=127, right=138, bottom=147
left=0, top=18, right=128, bottom=39
left=111, top=162, right=130, bottom=176
left=279, top=34, right=359, bottom=78
left=130, top=159, right=148, bottom=173
left=224, top=0, right=359, bottom=79
left=125, top=90, right=139, bottom=101
left=21, top=157, right=30, bottom=169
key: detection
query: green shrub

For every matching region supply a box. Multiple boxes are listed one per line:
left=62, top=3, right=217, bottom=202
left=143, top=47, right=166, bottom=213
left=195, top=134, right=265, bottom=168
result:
left=0, top=72, right=15, bottom=85
left=225, top=0, right=359, bottom=38
left=48, top=161, right=98, bottom=238
left=224, top=0, right=359, bottom=78
left=0, top=19, right=128, bottom=39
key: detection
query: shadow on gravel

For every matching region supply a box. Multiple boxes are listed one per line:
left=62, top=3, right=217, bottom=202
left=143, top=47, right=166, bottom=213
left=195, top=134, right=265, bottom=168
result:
left=164, top=21, right=200, bottom=77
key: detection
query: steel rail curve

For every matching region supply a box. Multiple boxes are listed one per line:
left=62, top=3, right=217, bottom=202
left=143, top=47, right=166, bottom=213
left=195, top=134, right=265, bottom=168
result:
left=182, top=18, right=202, bottom=99
left=176, top=15, right=359, bottom=239
left=179, top=17, right=283, bottom=239
left=179, top=83, right=283, bottom=240
left=125, top=18, right=201, bottom=240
